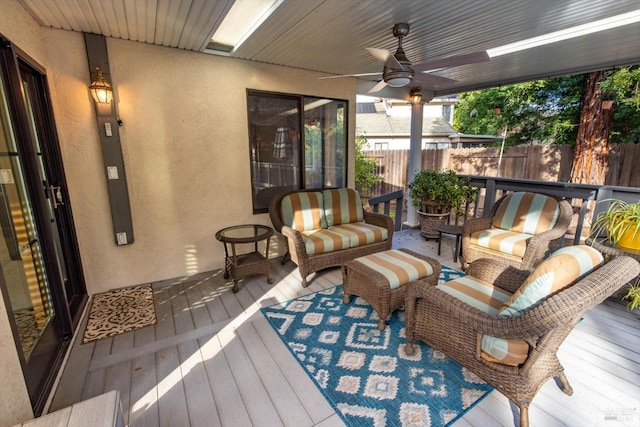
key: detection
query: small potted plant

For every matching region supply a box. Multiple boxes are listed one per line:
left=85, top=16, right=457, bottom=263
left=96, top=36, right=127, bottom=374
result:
left=591, top=199, right=640, bottom=251
left=408, top=169, right=477, bottom=238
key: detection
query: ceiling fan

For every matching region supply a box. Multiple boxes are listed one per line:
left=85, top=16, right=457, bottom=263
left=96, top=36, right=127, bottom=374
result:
left=321, top=23, right=490, bottom=93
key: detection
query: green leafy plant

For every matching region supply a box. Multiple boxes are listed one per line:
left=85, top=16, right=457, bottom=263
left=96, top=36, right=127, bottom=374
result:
left=407, top=169, right=477, bottom=217
left=354, top=133, right=381, bottom=194
left=591, top=199, right=640, bottom=248
left=624, top=281, right=640, bottom=311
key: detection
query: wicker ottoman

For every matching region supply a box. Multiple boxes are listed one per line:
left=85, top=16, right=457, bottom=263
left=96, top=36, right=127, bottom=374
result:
left=342, top=248, right=441, bottom=330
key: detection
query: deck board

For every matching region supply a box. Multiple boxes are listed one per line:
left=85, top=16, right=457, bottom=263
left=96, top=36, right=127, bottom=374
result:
left=48, top=229, right=640, bottom=427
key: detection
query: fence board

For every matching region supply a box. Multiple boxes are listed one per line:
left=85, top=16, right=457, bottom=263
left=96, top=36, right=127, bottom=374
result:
left=363, top=144, right=636, bottom=199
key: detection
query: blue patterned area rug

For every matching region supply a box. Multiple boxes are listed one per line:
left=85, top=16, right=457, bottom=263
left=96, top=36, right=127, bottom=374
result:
left=261, top=265, right=493, bottom=427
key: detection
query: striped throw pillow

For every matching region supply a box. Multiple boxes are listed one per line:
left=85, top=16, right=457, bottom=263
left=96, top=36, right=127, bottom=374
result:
left=492, top=192, right=560, bottom=235
left=354, top=250, right=434, bottom=289
left=323, top=188, right=364, bottom=226
left=499, top=245, right=604, bottom=317
left=280, top=192, right=327, bottom=231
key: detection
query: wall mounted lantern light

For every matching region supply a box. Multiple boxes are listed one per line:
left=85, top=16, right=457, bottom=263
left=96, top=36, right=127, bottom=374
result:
left=89, top=66, right=113, bottom=104
left=410, top=87, right=422, bottom=105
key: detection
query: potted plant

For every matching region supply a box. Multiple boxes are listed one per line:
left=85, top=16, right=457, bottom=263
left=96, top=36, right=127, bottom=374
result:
left=591, top=199, right=640, bottom=251
left=591, top=199, right=640, bottom=310
left=408, top=169, right=477, bottom=238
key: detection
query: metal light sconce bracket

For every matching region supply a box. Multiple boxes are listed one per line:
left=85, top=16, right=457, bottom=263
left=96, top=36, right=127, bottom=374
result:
left=89, top=66, right=113, bottom=104
left=410, top=87, right=422, bottom=105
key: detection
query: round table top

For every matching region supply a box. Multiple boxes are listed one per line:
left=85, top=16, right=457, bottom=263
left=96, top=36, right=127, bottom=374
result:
left=216, top=224, right=273, bottom=243
left=435, top=224, right=463, bottom=235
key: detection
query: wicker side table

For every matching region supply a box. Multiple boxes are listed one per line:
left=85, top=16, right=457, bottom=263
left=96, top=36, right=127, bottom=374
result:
left=216, top=224, right=273, bottom=293
left=586, top=237, right=640, bottom=299
left=342, top=248, right=441, bottom=330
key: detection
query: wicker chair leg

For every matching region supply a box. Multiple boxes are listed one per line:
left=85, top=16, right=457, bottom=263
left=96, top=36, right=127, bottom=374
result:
left=344, top=294, right=351, bottom=303
left=300, top=276, right=308, bottom=287
left=519, top=405, right=529, bottom=427
left=556, top=373, right=574, bottom=395
left=377, top=317, right=386, bottom=331
left=405, top=343, right=415, bottom=356
left=280, top=251, right=290, bottom=265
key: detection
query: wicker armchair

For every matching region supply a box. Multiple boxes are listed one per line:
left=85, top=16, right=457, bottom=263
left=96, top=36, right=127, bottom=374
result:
left=404, top=255, right=640, bottom=427
left=462, top=192, right=572, bottom=271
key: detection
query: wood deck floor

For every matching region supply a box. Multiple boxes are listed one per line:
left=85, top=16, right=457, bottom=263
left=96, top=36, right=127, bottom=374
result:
left=49, top=230, right=640, bottom=427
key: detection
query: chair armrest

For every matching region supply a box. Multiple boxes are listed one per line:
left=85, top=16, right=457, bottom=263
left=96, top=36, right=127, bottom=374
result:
left=462, top=216, right=493, bottom=237
left=281, top=225, right=308, bottom=257
left=364, top=211, right=395, bottom=240
left=465, top=259, right=529, bottom=294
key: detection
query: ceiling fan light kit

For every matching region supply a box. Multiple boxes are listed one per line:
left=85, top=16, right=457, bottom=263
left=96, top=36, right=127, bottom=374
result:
left=321, top=22, right=490, bottom=95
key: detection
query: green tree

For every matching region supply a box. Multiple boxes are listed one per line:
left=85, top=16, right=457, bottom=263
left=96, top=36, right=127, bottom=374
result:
left=598, top=66, right=640, bottom=144
left=454, top=76, right=584, bottom=146
left=453, top=65, right=640, bottom=147
left=354, top=133, right=381, bottom=194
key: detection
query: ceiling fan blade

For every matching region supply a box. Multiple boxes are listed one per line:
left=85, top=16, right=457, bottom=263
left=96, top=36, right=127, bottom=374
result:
left=413, top=51, right=490, bottom=73
left=413, top=73, right=458, bottom=86
left=366, top=47, right=403, bottom=70
left=367, top=80, right=388, bottom=94
left=319, top=72, right=381, bottom=80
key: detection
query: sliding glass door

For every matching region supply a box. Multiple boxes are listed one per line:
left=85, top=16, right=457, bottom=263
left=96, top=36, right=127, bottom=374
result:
left=0, top=36, right=87, bottom=415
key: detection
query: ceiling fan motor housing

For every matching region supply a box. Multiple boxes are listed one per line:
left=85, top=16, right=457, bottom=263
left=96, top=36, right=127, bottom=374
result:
left=385, top=23, right=413, bottom=86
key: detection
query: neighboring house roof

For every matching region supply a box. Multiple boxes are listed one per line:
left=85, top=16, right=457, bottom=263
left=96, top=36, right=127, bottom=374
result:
left=356, top=106, right=456, bottom=137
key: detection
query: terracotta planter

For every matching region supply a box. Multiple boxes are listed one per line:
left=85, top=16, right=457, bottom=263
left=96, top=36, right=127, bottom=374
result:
left=417, top=209, right=449, bottom=239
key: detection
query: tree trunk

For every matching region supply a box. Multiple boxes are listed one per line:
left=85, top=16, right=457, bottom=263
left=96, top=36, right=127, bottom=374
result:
left=570, top=70, right=614, bottom=185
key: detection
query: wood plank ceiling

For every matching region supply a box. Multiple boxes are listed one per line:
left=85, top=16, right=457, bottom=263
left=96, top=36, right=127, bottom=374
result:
left=18, top=0, right=640, bottom=98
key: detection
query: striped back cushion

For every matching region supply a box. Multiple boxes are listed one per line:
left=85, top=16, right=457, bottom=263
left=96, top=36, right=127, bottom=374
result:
left=499, top=245, right=604, bottom=317
left=492, top=192, right=560, bottom=235
left=280, top=192, right=326, bottom=231
left=355, top=250, right=434, bottom=289
left=323, top=188, right=364, bottom=226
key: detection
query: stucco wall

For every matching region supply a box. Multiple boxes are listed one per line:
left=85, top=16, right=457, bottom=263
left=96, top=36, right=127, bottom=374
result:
left=44, top=30, right=356, bottom=294
left=0, top=0, right=356, bottom=422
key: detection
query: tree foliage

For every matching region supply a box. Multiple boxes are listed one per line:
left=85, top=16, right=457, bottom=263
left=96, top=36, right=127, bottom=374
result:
left=354, top=133, right=381, bottom=194
left=453, top=65, right=640, bottom=146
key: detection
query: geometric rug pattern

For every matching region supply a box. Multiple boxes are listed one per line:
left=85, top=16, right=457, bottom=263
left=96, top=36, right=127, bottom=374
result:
left=261, top=266, right=493, bottom=427
left=82, top=284, right=156, bottom=344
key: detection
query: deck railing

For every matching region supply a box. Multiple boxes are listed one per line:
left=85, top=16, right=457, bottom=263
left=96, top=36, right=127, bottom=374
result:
left=367, top=190, right=404, bottom=231
left=463, top=176, right=640, bottom=244
left=368, top=176, right=640, bottom=244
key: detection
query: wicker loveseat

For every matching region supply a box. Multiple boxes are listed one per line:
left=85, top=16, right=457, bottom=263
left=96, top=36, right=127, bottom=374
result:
left=269, top=188, right=394, bottom=287
left=404, top=245, right=640, bottom=427
left=462, top=191, right=573, bottom=271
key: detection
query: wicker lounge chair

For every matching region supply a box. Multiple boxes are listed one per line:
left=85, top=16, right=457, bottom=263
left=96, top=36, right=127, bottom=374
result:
left=404, top=251, right=640, bottom=427
left=462, top=191, right=572, bottom=271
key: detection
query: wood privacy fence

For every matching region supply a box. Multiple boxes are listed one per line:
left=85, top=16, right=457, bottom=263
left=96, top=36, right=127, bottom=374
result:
left=364, top=144, right=640, bottom=197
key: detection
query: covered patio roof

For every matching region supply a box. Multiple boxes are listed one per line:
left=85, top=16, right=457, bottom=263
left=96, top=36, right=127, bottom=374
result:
left=19, top=0, right=640, bottom=101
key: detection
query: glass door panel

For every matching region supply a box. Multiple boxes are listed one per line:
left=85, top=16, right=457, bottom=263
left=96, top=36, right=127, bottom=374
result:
left=0, top=72, right=54, bottom=360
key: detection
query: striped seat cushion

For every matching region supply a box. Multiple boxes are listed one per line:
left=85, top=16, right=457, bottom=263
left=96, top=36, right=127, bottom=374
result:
left=280, top=192, right=327, bottom=231
left=437, top=276, right=530, bottom=366
left=492, top=192, right=560, bottom=234
left=300, top=229, right=351, bottom=255
left=329, top=222, right=388, bottom=248
left=323, top=188, right=364, bottom=226
left=354, top=250, right=434, bottom=289
left=499, top=245, right=604, bottom=317
left=469, top=229, right=531, bottom=258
